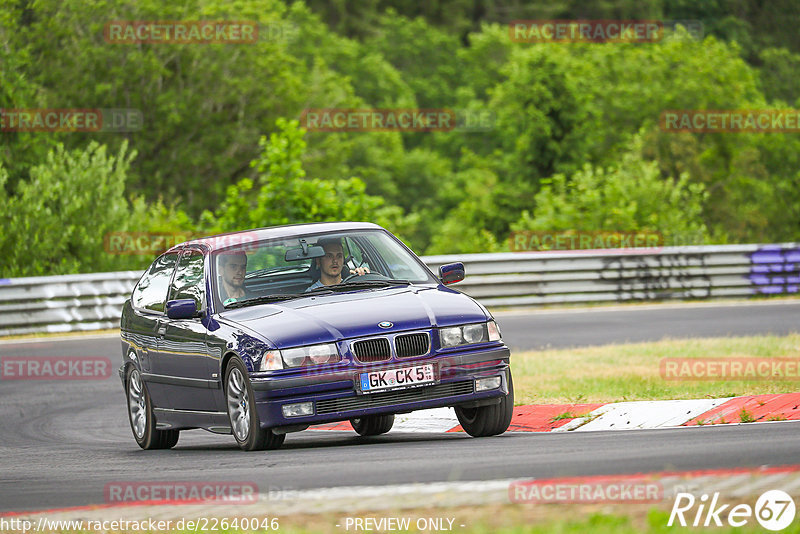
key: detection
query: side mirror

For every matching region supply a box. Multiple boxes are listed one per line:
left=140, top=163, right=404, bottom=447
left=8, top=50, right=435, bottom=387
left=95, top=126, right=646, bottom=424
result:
left=166, top=299, right=200, bottom=319
left=438, top=262, right=465, bottom=285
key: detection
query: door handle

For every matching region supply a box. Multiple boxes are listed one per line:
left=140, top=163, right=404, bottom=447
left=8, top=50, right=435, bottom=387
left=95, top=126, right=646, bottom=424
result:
left=157, top=326, right=167, bottom=337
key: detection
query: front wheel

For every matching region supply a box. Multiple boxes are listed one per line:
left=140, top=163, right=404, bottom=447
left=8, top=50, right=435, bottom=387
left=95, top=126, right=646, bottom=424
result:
left=455, top=372, right=514, bottom=437
left=350, top=414, right=395, bottom=436
left=126, top=367, right=179, bottom=449
left=225, top=358, right=285, bottom=451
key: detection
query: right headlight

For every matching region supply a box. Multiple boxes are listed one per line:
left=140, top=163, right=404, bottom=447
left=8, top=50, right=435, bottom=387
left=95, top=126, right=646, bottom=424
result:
left=439, top=321, right=501, bottom=348
left=258, top=349, right=283, bottom=371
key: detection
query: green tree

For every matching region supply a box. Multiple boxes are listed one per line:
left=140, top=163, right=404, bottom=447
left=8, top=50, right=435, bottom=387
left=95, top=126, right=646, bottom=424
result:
left=511, top=135, right=710, bottom=247
left=1, top=141, right=133, bottom=275
left=0, top=140, right=193, bottom=276
left=7, top=0, right=322, bottom=214
left=363, top=11, right=464, bottom=109
left=202, top=119, right=411, bottom=237
left=758, top=47, right=800, bottom=105
left=0, top=6, right=55, bottom=193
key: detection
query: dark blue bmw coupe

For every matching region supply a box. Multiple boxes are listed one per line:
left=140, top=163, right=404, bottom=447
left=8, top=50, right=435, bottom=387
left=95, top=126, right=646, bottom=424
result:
left=119, top=222, right=513, bottom=451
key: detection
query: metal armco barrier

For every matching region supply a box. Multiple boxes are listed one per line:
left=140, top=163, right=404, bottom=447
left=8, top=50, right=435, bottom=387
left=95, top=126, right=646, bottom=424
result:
left=0, top=271, right=143, bottom=336
left=1, top=244, right=798, bottom=336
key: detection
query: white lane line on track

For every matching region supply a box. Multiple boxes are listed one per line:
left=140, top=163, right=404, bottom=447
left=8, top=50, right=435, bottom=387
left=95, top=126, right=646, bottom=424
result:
left=491, top=298, right=800, bottom=317
left=652, top=472, right=800, bottom=499
left=703, top=473, right=754, bottom=494
left=658, top=475, right=715, bottom=498
left=0, top=332, right=120, bottom=345
left=777, top=475, right=800, bottom=493
left=728, top=473, right=793, bottom=498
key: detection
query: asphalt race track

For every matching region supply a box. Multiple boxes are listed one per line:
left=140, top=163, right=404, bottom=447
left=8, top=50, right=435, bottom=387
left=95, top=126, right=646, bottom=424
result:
left=496, top=300, right=800, bottom=350
left=1, top=300, right=798, bottom=513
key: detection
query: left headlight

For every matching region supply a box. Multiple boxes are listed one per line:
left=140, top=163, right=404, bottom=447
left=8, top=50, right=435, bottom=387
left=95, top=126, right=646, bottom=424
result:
left=280, top=343, right=341, bottom=368
left=439, top=321, right=501, bottom=348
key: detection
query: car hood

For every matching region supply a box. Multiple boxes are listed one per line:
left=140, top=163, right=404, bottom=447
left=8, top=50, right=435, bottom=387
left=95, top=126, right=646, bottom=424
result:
left=217, top=285, right=489, bottom=348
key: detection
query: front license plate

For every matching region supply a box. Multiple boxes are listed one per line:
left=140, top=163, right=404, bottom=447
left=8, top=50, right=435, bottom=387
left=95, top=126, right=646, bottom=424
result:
left=358, top=364, right=435, bottom=394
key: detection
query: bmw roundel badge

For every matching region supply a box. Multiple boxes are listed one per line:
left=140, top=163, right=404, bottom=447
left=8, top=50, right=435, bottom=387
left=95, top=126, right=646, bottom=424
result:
left=378, top=321, right=393, bottom=329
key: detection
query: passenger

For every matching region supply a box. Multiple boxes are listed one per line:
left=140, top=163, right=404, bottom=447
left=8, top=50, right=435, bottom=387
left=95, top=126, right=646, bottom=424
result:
left=306, top=238, right=369, bottom=291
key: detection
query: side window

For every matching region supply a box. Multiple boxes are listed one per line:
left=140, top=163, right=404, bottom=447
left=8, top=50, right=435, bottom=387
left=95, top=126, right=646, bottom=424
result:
left=168, top=249, right=206, bottom=312
left=365, top=233, right=428, bottom=281
left=132, top=252, right=179, bottom=313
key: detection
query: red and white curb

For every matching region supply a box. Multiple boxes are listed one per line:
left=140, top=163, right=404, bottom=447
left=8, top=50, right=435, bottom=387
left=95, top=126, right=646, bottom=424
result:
left=311, top=393, right=800, bottom=433
left=553, top=398, right=731, bottom=432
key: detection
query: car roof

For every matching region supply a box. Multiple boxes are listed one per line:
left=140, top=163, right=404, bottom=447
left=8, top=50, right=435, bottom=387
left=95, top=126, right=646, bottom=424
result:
left=168, top=221, right=385, bottom=253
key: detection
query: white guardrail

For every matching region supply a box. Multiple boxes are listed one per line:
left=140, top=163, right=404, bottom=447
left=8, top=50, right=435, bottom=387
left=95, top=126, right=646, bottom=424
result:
left=0, top=243, right=798, bottom=336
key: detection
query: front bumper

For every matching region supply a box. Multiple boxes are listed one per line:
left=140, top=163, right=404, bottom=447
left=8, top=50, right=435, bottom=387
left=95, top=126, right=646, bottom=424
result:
left=250, top=346, right=511, bottom=428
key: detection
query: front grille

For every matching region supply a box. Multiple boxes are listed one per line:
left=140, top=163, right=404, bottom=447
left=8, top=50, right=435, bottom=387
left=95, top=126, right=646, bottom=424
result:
left=352, top=338, right=391, bottom=362
left=316, top=381, right=474, bottom=415
left=395, top=333, right=430, bottom=358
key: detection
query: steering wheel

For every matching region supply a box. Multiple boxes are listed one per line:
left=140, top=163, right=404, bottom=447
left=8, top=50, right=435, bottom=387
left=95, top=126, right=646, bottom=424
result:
left=341, top=271, right=390, bottom=283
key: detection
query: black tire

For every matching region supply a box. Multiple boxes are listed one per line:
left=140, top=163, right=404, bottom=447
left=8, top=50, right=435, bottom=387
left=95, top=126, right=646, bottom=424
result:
left=225, top=357, right=285, bottom=451
left=350, top=414, right=395, bottom=436
left=126, top=367, right=180, bottom=450
left=455, top=372, right=514, bottom=437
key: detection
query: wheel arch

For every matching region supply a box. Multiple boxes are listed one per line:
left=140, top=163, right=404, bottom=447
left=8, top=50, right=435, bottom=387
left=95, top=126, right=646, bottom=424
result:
left=122, top=351, right=140, bottom=385
left=220, top=351, right=243, bottom=391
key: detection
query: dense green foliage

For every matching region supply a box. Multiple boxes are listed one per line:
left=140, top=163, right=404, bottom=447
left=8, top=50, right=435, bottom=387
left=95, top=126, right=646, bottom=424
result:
left=1, top=0, right=799, bottom=275
left=511, top=135, right=710, bottom=247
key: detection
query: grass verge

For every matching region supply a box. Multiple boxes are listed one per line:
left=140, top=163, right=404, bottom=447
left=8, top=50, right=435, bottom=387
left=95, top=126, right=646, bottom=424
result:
left=511, top=334, right=800, bottom=405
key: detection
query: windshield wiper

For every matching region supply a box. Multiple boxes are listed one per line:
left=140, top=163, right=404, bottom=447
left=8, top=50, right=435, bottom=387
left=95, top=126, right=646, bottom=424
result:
left=333, top=279, right=411, bottom=290
left=225, top=293, right=318, bottom=309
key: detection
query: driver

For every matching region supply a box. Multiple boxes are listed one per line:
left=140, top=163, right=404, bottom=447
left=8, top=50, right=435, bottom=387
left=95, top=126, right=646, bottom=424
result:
left=219, top=251, right=254, bottom=304
left=306, top=237, right=369, bottom=291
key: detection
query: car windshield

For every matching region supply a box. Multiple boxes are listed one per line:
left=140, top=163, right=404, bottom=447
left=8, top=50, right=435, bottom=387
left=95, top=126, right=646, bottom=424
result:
left=213, top=230, right=436, bottom=308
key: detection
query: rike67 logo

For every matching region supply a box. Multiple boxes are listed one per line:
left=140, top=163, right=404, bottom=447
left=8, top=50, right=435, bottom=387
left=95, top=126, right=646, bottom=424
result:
left=669, top=490, right=796, bottom=531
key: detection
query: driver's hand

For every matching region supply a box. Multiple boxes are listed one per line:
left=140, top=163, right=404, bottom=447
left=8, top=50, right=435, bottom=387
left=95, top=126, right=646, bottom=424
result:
left=352, top=266, right=370, bottom=276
